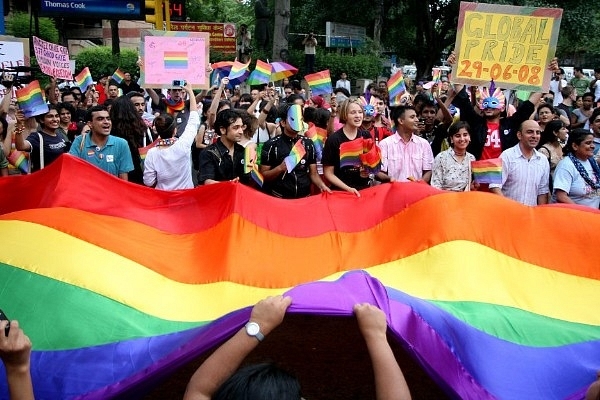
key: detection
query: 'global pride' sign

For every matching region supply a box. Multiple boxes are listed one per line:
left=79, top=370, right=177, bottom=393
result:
left=452, top=2, right=562, bottom=91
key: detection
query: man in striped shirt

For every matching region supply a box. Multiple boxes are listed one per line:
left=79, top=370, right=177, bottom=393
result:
left=489, top=120, right=550, bottom=206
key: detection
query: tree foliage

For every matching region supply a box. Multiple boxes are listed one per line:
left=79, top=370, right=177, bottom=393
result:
left=6, top=12, right=59, bottom=43
left=75, top=47, right=139, bottom=79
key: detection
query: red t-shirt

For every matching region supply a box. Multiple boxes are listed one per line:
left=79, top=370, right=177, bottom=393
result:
left=481, top=121, right=502, bottom=160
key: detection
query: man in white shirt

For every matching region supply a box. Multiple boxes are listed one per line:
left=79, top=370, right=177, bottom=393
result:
left=489, top=120, right=550, bottom=206
left=336, top=72, right=351, bottom=93
left=302, top=33, right=317, bottom=74
left=549, top=68, right=567, bottom=107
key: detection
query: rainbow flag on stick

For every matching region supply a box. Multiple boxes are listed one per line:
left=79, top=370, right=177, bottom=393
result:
left=111, top=68, right=125, bottom=84
left=227, top=60, right=251, bottom=83
left=247, top=60, right=271, bottom=85
left=74, top=67, right=94, bottom=91
left=388, top=71, right=406, bottom=107
left=432, top=68, right=441, bottom=83
left=284, top=139, right=306, bottom=172
left=250, top=167, right=264, bottom=187
left=16, top=81, right=49, bottom=118
left=7, top=150, right=28, bottom=174
left=339, top=138, right=364, bottom=168
left=304, top=124, right=326, bottom=161
left=305, top=70, right=332, bottom=97
left=471, top=158, right=502, bottom=185
left=360, top=143, right=382, bottom=174
left=164, top=52, right=188, bottom=70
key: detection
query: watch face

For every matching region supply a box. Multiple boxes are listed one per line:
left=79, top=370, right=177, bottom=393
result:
left=246, top=322, right=260, bottom=336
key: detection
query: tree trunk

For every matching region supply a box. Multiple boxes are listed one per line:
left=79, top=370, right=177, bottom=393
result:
left=110, top=19, right=120, bottom=56
left=373, top=0, right=383, bottom=46
left=272, top=0, right=290, bottom=61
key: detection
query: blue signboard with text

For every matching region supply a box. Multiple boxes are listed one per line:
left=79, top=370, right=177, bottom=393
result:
left=39, top=0, right=142, bottom=19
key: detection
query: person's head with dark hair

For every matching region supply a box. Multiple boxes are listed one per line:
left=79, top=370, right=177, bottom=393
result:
left=290, top=80, right=302, bottom=93
left=236, top=109, right=258, bottom=140
left=303, top=106, right=317, bottom=124
left=35, top=104, right=60, bottom=133
left=103, top=98, right=115, bottom=112
left=237, top=93, right=252, bottom=108
left=57, top=102, right=76, bottom=127
left=85, top=105, right=108, bottom=122
left=447, top=121, right=471, bottom=153
left=107, top=80, right=120, bottom=99
left=61, top=91, right=77, bottom=108
left=283, top=84, right=294, bottom=97
left=563, top=128, right=595, bottom=157
left=286, top=94, right=305, bottom=106
left=581, top=92, right=594, bottom=110
left=390, top=105, right=417, bottom=134
left=153, top=113, right=177, bottom=139
left=412, top=93, right=429, bottom=115
left=537, top=103, right=555, bottom=128
left=212, top=363, right=302, bottom=400
left=419, top=99, right=437, bottom=127
left=214, top=109, right=242, bottom=137
left=314, top=107, right=330, bottom=129
left=539, top=119, right=567, bottom=148
left=590, top=107, right=600, bottom=136
left=574, top=66, right=584, bottom=76
left=333, top=87, right=351, bottom=98
left=109, top=96, right=147, bottom=147
left=126, top=92, right=146, bottom=117
left=218, top=100, right=231, bottom=112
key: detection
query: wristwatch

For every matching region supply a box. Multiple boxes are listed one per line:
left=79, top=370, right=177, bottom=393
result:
left=245, top=321, right=264, bottom=342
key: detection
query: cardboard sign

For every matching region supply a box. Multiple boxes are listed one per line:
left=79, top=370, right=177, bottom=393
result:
left=140, top=30, right=210, bottom=89
left=171, top=22, right=236, bottom=55
left=32, top=36, right=73, bottom=80
left=452, top=2, right=562, bottom=91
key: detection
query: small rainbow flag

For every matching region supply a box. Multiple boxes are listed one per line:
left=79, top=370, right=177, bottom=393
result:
left=304, top=124, right=326, bottom=161
left=244, top=146, right=257, bottom=174
left=16, top=81, right=49, bottom=118
left=305, top=70, right=332, bottom=97
left=138, top=140, right=159, bottom=163
left=432, top=68, right=441, bottom=83
left=112, top=68, right=125, bottom=84
left=339, top=138, right=364, bottom=168
left=471, top=158, right=502, bottom=185
left=8, top=150, right=28, bottom=174
left=387, top=71, right=406, bottom=106
left=228, top=60, right=251, bottom=83
left=284, top=139, right=306, bottom=172
left=75, top=67, right=94, bottom=91
left=250, top=167, right=264, bottom=187
left=360, top=142, right=382, bottom=173
left=247, top=60, right=271, bottom=85
left=164, top=52, right=188, bottom=69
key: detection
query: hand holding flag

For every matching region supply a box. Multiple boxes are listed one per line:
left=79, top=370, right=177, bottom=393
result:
left=284, top=140, right=307, bottom=172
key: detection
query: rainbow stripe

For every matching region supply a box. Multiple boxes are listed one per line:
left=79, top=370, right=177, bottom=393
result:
left=138, top=140, right=158, bottom=161
left=1, top=156, right=599, bottom=399
left=360, top=142, right=382, bottom=173
left=472, top=158, right=502, bottom=184
left=387, top=71, right=406, bottom=106
left=284, top=139, right=306, bottom=172
left=339, top=138, right=363, bottom=168
left=304, top=124, right=326, bottom=161
left=305, top=70, right=332, bottom=96
left=74, top=67, right=94, bottom=91
left=250, top=167, right=264, bottom=187
left=164, top=52, right=188, bottom=69
left=228, top=60, right=251, bottom=82
left=247, top=60, right=272, bottom=85
left=432, top=67, right=441, bottom=83
left=112, top=68, right=125, bottom=84
left=16, top=80, right=49, bottom=118
left=7, top=150, right=28, bottom=174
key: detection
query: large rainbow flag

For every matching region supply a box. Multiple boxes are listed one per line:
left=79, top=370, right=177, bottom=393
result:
left=0, top=155, right=599, bottom=399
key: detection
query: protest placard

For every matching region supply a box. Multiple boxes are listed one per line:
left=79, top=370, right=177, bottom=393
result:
left=0, top=36, right=29, bottom=100
left=32, top=36, right=73, bottom=80
left=452, top=2, right=562, bottom=91
left=140, top=30, right=210, bottom=89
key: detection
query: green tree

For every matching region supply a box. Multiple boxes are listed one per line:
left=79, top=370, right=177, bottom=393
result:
left=75, top=47, right=139, bottom=79
left=6, top=12, right=59, bottom=43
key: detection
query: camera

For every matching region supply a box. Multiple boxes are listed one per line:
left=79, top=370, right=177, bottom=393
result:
left=419, top=118, right=426, bottom=124
left=172, top=79, right=186, bottom=88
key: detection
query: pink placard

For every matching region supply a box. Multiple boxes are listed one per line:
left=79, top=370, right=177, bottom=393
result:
left=140, top=30, right=210, bottom=89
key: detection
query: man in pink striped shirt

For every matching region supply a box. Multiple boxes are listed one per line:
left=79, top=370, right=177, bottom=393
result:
left=379, top=106, right=434, bottom=182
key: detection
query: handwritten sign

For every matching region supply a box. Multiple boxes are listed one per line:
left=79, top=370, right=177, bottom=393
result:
left=32, top=36, right=73, bottom=80
left=452, top=2, right=562, bottom=91
left=0, top=36, right=29, bottom=100
left=140, top=30, right=210, bottom=89
left=171, top=22, right=236, bottom=55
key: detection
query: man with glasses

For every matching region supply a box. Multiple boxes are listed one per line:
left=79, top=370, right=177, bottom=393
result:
left=489, top=120, right=550, bottom=205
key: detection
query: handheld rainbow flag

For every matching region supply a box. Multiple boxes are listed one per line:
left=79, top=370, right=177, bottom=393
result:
left=227, top=60, right=251, bottom=84
left=339, top=138, right=364, bottom=168
left=16, top=80, right=49, bottom=118
left=74, top=67, right=94, bottom=91
left=7, top=150, right=28, bottom=174
left=284, top=139, right=306, bottom=172
left=250, top=167, right=264, bottom=187
left=305, top=70, right=332, bottom=97
left=247, top=60, right=271, bottom=85
left=138, top=140, right=159, bottom=166
left=1, top=156, right=600, bottom=400
left=432, top=68, right=441, bottom=83
left=387, top=71, right=407, bottom=106
left=112, top=68, right=125, bottom=84
left=244, top=146, right=258, bottom=174
left=471, top=158, right=502, bottom=184
left=304, top=124, right=326, bottom=161
left=360, top=142, right=382, bottom=174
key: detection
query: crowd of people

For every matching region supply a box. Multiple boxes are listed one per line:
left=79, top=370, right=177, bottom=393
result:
left=2, top=56, right=600, bottom=210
